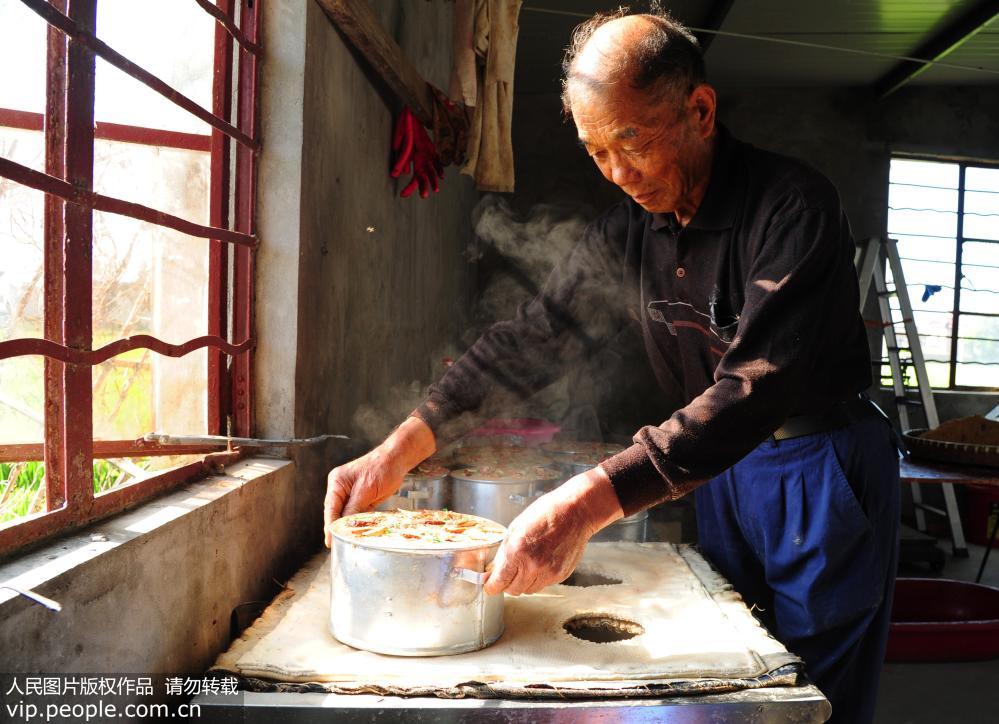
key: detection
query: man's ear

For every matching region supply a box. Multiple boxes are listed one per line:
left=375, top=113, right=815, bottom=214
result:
left=689, top=84, right=716, bottom=137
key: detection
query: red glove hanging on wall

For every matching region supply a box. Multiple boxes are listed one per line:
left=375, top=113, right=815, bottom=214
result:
left=390, top=106, right=443, bottom=199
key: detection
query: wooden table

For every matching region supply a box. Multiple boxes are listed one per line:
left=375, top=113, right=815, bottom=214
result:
left=900, top=457, right=999, bottom=488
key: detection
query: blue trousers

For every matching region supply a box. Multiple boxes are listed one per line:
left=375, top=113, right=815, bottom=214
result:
left=695, top=415, right=900, bottom=724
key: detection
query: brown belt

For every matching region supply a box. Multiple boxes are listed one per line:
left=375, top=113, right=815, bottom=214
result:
left=772, top=395, right=885, bottom=442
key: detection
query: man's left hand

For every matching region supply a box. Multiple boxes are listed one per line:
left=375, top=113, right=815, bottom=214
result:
left=483, top=466, right=624, bottom=596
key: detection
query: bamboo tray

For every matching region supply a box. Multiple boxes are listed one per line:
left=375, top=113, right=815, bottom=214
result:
left=903, top=429, right=999, bottom=469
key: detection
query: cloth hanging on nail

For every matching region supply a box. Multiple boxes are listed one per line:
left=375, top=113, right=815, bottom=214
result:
left=460, top=0, right=522, bottom=193
left=449, top=0, right=477, bottom=107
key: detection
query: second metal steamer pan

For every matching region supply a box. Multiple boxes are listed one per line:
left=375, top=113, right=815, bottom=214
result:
left=591, top=508, right=649, bottom=542
left=449, top=465, right=563, bottom=527
left=553, top=458, right=648, bottom=543
left=573, top=458, right=648, bottom=543
left=375, top=470, right=449, bottom=512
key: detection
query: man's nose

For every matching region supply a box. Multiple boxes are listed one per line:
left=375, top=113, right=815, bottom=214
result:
left=608, top=155, right=640, bottom=187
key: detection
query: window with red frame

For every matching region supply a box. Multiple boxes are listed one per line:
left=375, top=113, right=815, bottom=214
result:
left=0, top=0, right=259, bottom=555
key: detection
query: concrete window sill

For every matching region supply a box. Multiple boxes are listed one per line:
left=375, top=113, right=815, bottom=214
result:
left=0, top=459, right=291, bottom=607
left=0, top=458, right=304, bottom=674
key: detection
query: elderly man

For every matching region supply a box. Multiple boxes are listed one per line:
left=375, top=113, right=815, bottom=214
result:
left=325, top=11, right=899, bottom=723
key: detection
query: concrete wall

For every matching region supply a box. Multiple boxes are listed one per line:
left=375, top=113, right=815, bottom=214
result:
left=295, top=0, right=478, bottom=446
left=257, top=0, right=479, bottom=448
left=254, top=0, right=480, bottom=555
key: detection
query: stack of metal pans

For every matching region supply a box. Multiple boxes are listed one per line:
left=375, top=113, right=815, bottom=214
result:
left=590, top=509, right=649, bottom=542
left=540, top=440, right=626, bottom=475
left=375, top=460, right=450, bottom=512
left=448, top=443, right=563, bottom=526
left=540, top=440, right=648, bottom=543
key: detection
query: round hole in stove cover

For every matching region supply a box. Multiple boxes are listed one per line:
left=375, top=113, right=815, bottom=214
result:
left=560, top=570, right=623, bottom=587
left=563, top=614, right=645, bottom=643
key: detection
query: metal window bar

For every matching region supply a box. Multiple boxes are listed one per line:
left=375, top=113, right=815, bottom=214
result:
left=193, top=0, right=260, bottom=56
left=208, top=0, right=236, bottom=436
left=950, top=165, right=966, bottom=388
left=17, top=0, right=258, bottom=149
left=42, top=0, right=69, bottom=514
left=0, top=335, right=254, bottom=367
left=889, top=180, right=999, bottom=194
left=888, top=206, right=999, bottom=217
left=1, top=440, right=227, bottom=464
left=0, top=156, right=256, bottom=248
left=230, top=0, right=261, bottom=438
left=61, top=0, right=97, bottom=531
left=0, top=107, right=211, bottom=152
left=0, top=0, right=260, bottom=555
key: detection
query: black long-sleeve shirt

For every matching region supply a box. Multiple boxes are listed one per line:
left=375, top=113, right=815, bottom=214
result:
left=413, top=125, right=871, bottom=515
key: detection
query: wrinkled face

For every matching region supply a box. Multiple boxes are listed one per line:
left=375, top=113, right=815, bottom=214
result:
left=570, top=83, right=715, bottom=217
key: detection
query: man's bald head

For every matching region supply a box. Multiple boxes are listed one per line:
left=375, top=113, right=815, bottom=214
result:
left=562, top=10, right=705, bottom=117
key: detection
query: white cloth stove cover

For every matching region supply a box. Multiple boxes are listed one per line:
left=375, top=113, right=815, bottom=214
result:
left=211, top=543, right=800, bottom=690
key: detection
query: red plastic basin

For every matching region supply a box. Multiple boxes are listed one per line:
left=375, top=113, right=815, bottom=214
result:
left=886, top=578, right=999, bottom=662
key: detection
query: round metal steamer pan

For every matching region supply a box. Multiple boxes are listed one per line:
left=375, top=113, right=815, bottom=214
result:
left=556, top=460, right=649, bottom=542
left=375, top=473, right=450, bottom=512
left=329, top=529, right=503, bottom=657
left=592, top=510, right=649, bottom=542
left=563, top=458, right=620, bottom=478
left=541, top=442, right=624, bottom=466
left=449, top=468, right=562, bottom=527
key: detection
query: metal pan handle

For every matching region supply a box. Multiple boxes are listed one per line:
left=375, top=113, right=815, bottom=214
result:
left=451, top=567, right=489, bottom=586
left=509, top=489, right=546, bottom=506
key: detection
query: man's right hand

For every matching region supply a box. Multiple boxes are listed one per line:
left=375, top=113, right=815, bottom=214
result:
left=324, top=416, right=436, bottom=548
left=324, top=448, right=405, bottom=545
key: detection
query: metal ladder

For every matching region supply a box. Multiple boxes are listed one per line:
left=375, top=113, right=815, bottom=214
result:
left=855, top=236, right=968, bottom=556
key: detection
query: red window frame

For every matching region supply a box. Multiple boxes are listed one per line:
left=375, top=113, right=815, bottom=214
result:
left=0, top=0, right=260, bottom=555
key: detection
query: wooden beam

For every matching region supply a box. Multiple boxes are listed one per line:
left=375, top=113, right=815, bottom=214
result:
left=315, top=0, right=435, bottom=126
left=875, top=0, right=999, bottom=99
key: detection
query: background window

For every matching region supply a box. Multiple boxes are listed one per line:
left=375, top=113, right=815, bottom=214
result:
left=885, top=157, right=999, bottom=390
left=0, top=0, right=259, bottom=551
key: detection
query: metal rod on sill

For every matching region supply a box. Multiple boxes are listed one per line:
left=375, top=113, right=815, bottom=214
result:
left=143, top=433, right=349, bottom=448
left=0, top=586, right=62, bottom=612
